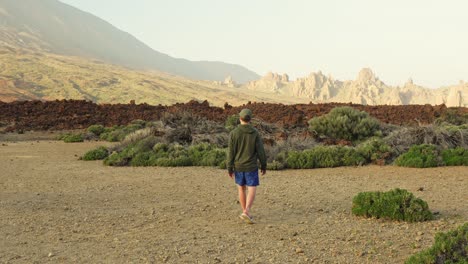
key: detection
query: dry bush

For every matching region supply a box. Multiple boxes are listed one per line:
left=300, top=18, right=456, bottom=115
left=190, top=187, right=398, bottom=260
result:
left=384, top=125, right=468, bottom=157
left=161, top=111, right=225, bottom=133
left=161, top=111, right=198, bottom=128
left=122, top=127, right=154, bottom=145
left=192, top=133, right=229, bottom=147
left=164, top=126, right=193, bottom=144
left=251, top=118, right=279, bottom=135
left=109, top=127, right=160, bottom=152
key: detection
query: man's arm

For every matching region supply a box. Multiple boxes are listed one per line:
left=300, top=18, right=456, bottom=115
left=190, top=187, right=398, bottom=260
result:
left=256, top=133, right=267, bottom=175
left=227, top=132, right=235, bottom=178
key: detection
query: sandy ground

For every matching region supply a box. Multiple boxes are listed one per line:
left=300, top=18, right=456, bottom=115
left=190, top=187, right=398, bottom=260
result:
left=0, top=141, right=467, bottom=264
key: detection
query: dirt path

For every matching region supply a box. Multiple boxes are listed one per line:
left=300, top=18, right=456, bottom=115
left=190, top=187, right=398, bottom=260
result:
left=0, top=141, right=467, bottom=263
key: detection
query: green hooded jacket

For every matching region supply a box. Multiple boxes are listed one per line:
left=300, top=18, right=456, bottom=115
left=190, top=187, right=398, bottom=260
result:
left=227, top=124, right=267, bottom=173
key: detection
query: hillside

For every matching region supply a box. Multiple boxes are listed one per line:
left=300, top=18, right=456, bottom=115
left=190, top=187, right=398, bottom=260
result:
left=0, top=47, right=305, bottom=106
left=244, top=69, right=468, bottom=107
left=0, top=0, right=259, bottom=83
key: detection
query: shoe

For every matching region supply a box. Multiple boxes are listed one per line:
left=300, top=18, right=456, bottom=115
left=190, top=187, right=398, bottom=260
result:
left=239, top=213, right=254, bottom=224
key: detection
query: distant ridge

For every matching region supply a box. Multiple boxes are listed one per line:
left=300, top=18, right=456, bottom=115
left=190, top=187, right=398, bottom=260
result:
left=0, top=0, right=259, bottom=83
left=243, top=68, right=468, bottom=107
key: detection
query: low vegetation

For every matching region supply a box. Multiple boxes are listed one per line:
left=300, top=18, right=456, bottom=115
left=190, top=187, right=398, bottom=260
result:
left=96, top=120, right=148, bottom=142
left=384, top=124, right=468, bottom=157
left=104, top=140, right=226, bottom=168
left=225, top=114, right=240, bottom=131
left=442, top=147, right=468, bottom=166
left=435, top=108, right=468, bottom=126
left=395, top=144, right=440, bottom=168
left=268, top=138, right=391, bottom=170
left=405, top=222, right=468, bottom=264
left=78, top=106, right=467, bottom=170
left=87, top=125, right=105, bottom=136
left=286, top=146, right=365, bottom=169
left=59, top=133, right=84, bottom=143
left=82, top=146, right=109, bottom=161
left=308, top=106, right=382, bottom=142
left=394, top=144, right=468, bottom=168
left=352, top=188, right=434, bottom=222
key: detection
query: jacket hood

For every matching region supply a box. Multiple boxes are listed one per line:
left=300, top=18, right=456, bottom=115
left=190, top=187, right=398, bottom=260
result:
left=238, top=124, right=256, bottom=134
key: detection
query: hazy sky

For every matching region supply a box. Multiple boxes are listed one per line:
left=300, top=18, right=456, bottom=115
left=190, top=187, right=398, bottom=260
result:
left=60, top=0, right=468, bottom=87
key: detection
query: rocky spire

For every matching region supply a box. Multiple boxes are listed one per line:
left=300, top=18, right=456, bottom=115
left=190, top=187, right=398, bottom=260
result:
left=357, top=68, right=376, bottom=83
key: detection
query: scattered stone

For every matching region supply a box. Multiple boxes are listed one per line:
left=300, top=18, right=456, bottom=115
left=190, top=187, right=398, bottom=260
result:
left=48, top=252, right=54, bottom=258
left=415, top=236, right=422, bottom=242
left=417, top=231, right=424, bottom=236
left=295, top=248, right=304, bottom=254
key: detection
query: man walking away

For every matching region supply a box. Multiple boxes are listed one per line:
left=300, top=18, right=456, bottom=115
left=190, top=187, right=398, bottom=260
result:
left=227, top=109, right=267, bottom=224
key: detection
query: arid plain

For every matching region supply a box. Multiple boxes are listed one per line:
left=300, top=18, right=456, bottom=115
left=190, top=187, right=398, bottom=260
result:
left=1, top=140, right=466, bottom=263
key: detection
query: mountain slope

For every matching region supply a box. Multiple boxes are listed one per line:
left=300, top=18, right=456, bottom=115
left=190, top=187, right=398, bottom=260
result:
left=244, top=69, right=468, bottom=107
left=0, top=46, right=306, bottom=106
left=0, top=0, right=259, bottom=83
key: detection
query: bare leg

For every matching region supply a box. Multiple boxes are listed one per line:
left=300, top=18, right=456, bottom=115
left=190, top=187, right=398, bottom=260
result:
left=245, top=186, right=257, bottom=216
left=238, top=185, right=247, bottom=213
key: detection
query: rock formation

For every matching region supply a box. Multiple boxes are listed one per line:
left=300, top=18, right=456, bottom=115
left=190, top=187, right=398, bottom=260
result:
left=223, top=76, right=236, bottom=87
left=243, top=68, right=467, bottom=107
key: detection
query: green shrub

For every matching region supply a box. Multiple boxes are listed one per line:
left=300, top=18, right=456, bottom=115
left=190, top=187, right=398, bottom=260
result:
left=405, top=222, right=468, bottom=264
left=442, top=147, right=468, bottom=166
left=103, top=141, right=226, bottom=168
left=148, top=144, right=192, bottom=167
left=188, top=143, right=226, bottom=167
left=104, top=151, right=131, bottom=166
left=100, top=129, right=122, bottom=142
left=87, top=125, right=105, bottom=136
left=357, top=138, right=392, bottom=164
left=267, top=160, right=285, bottom=170
left=286, top=150, right=315, bottom=169
left=286, top=146, right=365, bottom=169
left=129, top=152, right=150, bottom=166
left=218, top=160, right=227, bottom=169
left=82, top=146, right=109, bottom=160
left=352, top=188, right=434, bottom=222
left=153, top=156, right=193, bottom=167
left=63, top=133, right=84, bottom=143
left=341, top=147, right=367, bottom=166
left=395, top=144, right=439, bottom=168
left=312, top=146, right=344, bottom=167
left=308, top=106, right=381, bottom=141
left=153, top=143, right=169, bottom=153
left=226, top=114, right=240, bottom=131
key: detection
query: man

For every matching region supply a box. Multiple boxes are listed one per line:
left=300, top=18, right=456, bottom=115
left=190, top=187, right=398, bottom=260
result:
left=227, top=108, right=267, bottom=224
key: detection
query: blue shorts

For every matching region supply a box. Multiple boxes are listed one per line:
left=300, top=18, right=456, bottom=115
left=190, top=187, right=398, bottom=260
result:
left=235, top=170, right=259, bottom=186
